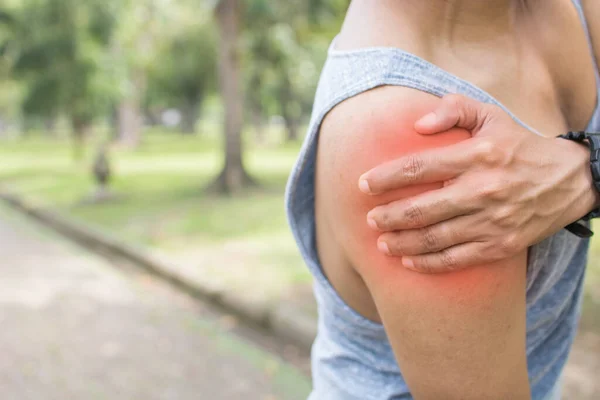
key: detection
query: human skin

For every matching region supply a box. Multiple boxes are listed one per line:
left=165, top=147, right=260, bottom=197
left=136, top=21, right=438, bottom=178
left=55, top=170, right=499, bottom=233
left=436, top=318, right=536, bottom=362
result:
left=313, top=0, right=598, bottom=397
left=360, top=93, right=599, bottom=273
left=350, top=0, right=600, bottom=271
left=316, top=86, right=530, bottom=399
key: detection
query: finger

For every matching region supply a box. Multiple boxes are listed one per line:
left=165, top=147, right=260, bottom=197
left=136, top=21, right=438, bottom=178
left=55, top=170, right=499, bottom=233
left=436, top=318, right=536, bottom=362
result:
left=415, top=94, right=493, bottom=135
left=358, top=140, right=476, bottom=195
left=377, top=215, right=478, bottom=256
left=367, top=184, right=475, bottom=231
left=401, top=242, right=497, bottom=274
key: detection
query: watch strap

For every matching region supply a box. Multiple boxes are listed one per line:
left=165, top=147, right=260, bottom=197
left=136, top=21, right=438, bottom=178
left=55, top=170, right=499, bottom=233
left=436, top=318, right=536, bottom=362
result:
left=557, top=131, right=600, bottom=238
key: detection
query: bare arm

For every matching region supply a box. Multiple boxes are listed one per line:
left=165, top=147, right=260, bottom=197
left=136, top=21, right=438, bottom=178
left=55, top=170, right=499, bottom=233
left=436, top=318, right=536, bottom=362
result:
left=318, top=86, right=531, bottom=399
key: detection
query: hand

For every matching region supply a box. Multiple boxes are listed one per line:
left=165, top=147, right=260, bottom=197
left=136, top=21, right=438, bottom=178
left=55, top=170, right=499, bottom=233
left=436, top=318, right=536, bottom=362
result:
left=359, top=94, right=599, bottom=273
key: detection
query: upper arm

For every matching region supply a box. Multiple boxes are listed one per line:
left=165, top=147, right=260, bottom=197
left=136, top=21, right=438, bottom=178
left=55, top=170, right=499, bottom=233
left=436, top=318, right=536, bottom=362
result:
left=318, top=87, right=531, bottom=399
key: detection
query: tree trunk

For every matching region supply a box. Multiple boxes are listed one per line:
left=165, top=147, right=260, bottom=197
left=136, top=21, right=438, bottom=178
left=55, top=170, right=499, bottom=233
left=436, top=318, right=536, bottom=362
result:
left=0, top=117, right=6, bottom=138
left=110, top=105, right=119, bottom=140
left=284, top=115, right=299, bottom=142
left=210, top=0, right=256, bottom=194
left=22, top=116, right=37, bottom=136
left=278, top=72, right=300, bottom=142
left=144, top=107, right=161, bottom=127
left=118, top=71, right=146, bottom=148
left=117, top=98, right=142, bottom=148
left=44, top=117, right=57, bottom=136
left=180, top=99, right=200, bottom=134
left=71, top=115, right=87, bottom=161
left=251, top=106, right=266, bottom=144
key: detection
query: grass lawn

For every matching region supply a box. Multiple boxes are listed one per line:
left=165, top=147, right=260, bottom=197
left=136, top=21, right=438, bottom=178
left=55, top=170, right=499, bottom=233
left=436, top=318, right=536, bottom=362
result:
left=0, top=128, right=313, bottom=292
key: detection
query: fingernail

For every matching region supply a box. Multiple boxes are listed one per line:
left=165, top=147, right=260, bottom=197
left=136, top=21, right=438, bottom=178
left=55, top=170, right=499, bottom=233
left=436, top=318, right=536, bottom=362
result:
left=359, top=178, right=371, bottom=194
left=378, top=241, right=390, bottom=255
left=402, top=258, right=415, bottom=269
left=417, top=112, right=437, bottom=126
left=367, top=216, right=378, bottom=230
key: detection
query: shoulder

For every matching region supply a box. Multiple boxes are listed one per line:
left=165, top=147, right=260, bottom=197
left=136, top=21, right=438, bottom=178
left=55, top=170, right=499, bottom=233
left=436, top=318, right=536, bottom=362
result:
left=318, top=86, right=468, bottom=212
left=319, top=87, right=444, bottom=182
left=315, top=86, right=470, bottom=264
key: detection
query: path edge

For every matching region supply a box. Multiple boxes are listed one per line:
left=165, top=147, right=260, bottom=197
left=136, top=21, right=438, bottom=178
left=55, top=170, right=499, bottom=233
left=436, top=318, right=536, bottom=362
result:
left=0, top=191, right=317, bottom=350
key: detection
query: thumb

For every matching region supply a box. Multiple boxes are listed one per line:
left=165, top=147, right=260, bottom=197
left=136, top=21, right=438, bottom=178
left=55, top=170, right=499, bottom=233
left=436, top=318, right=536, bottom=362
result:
left=415, top=94, right=492, bottom=135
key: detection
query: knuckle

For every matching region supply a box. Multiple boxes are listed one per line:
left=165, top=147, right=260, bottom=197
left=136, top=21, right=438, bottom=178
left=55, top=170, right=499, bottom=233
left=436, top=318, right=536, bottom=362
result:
left=401, top=155, right=425, bottom=182
left=500, top=234, right=521, bottom=255
left=404, top=202, right=425, bottom=227
left=480, top=104, right=502, bottom=126
left=383, top=234, right=404, bottom=255
left=449, top=95, right=470, bottom=123
left=421, top=227, right=439, bottom=252
left=493, top=206, right=515, bottom=227
left=440, top=250, right=459, bottom=270
left=416, top=259, right=436, bottom=274
left=474, top=139, right=500, bottom=165
left=477, top=180, right=504, bottom=200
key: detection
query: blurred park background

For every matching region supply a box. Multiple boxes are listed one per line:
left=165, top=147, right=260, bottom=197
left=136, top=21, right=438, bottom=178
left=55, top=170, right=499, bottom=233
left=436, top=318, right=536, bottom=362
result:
left=0, top=0, right=599, bottom=398
left=0, top=0, right=352, bottom=307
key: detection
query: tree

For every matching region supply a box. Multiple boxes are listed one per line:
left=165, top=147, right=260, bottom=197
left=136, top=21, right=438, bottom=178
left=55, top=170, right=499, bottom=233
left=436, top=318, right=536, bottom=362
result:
left=244, top=0, right=347, bottom=142
left=11, top=0, right=118, bottom=156
left=110, top=0, right=158, bottom=148
left=0, top=7, right=15, bottom=135
left=209, top=0, right=344, bottom=193
left=210, top=0, right=256, bottom=194
left=145, top=18, right=217, bottom=134
left=0, top=8, right=13, bottom=64
left=173, top=24, right=217, bottom=134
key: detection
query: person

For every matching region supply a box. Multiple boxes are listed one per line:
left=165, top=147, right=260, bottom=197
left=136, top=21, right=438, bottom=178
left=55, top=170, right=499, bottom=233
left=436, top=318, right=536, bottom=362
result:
left=285, top=1, right=600, bottom=399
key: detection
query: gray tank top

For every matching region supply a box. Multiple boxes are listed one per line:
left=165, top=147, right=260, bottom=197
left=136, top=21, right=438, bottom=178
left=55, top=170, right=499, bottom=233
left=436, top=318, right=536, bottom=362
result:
left=285, top=2, right=600, bottom=399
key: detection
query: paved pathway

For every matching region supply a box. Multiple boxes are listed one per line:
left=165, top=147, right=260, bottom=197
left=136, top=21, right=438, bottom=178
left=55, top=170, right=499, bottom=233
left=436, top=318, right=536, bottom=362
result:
left=2, top=201, right=599, bottom=399
left=0, top=203, right=310, bottom=400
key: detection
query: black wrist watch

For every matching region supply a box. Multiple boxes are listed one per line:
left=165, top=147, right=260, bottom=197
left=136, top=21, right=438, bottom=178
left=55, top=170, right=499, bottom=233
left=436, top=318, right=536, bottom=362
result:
left=557, top=131, right=600, bottom=238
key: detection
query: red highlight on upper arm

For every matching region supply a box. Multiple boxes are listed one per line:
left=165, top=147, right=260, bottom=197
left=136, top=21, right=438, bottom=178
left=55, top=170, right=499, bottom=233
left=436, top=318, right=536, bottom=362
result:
left=336, top=95, right=522, bottom=304
left=347, top=98, right=471, bottom=206
left=341, top=98, right=470, bottom=255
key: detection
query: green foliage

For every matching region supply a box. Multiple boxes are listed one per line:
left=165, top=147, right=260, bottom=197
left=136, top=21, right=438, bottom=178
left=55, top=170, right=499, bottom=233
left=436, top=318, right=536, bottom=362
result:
left=10, top=0, right=120, bottom=123
left=145, top=17, right=218, bottom=117
left=243, top=0, right=346, bottom=128
left=0, top=8, right=14, bottom=56
left=1, top=0, right=348, bottom=134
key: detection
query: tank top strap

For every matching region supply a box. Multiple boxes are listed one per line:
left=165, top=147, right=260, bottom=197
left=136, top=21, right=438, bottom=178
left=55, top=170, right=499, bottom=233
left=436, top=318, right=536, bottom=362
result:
left=313, top=40, right=540, bottom=134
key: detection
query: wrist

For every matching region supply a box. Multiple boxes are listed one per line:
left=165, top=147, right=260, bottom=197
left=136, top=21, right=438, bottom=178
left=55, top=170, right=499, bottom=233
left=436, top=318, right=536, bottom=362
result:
left=562, top=138, right=600, bottom=220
